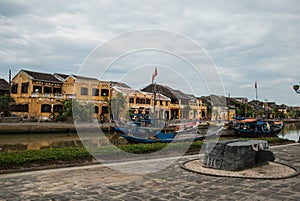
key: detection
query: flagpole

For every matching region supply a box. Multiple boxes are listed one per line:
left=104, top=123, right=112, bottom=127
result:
left=255, top=81, right=258, bottom=118
left=152, top=67, right=158, bottom=127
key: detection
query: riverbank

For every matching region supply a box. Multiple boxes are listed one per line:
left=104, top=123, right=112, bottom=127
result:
left=0, top=137, right=296, bottom=174
left=0, top=122, right=115, bottom=134
left=1, top=119, right=299, bottom=134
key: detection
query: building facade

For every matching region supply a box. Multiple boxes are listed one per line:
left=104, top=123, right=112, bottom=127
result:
left=142, top=84, right=208, bottom=120
left=0, top=78, right=9, bottom=96
left=112, top=86, right=171, bottom=121
left=10, top=70, right=111, bottom=121
left=10, top=69, right=208, bottom=121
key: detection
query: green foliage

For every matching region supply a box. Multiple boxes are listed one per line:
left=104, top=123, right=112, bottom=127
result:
left=52, top=99, right=94, bottom=122
left=111, top=92, right=126, bottom=120
left=236, top=103, right=255, bottom=117
left=0, top=94, right=14, bottom=116
left=0, top=147, right=92, bottom=167
left=0, top=137, right=294, bottom=169
left=72, top=101, right=94, bottom=122
left=53, top=99, right=73, bottom=121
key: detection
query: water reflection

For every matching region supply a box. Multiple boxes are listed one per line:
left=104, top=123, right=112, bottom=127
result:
left=278, top=123, right=300, bottom=142
left=0, top=122, right=299, bottom=152
left=0, top=133, right=122, bottom=152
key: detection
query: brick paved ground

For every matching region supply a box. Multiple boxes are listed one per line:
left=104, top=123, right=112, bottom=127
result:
left=0, top=144, right=299, bottom=200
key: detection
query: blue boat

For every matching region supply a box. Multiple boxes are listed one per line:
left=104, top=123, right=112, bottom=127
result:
left=232, top=118, right=282, bottom=137
left=121, top=132, right=219, bottom=143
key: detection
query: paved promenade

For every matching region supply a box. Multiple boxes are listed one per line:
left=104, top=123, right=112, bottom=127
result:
left=0, top=144, right=299, bottom=200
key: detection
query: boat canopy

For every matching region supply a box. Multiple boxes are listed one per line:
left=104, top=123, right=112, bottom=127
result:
left=237, top=118, right=257, bottom=123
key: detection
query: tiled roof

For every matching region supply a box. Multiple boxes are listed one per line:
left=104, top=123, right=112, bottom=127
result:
left=114, top=86, right=170, bottom=101
left=71, top=74, right=99, bottom=81
left=142, top=84, right=192, bottom=100
left=22, top=70, right=61, bottom=83
left=53, top=73, right=70, bottom=80
left=111, top=81, right=131, bottom=88
left=200, top=95, right=227, bottom=106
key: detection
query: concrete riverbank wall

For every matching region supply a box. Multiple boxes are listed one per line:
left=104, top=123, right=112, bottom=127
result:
left=0, top=122, right=115, bottom=134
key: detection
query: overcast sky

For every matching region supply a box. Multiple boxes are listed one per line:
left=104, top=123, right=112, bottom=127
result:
left=0, top=0, right=299, bottom=106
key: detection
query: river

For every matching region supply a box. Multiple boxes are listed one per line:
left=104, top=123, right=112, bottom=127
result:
left=277, top=122, right=300, bottom=142
left=0, top=122, right=299, bottom=152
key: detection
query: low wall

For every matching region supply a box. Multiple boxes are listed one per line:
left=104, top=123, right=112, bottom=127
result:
left=0, top=122, right=115, bottom=134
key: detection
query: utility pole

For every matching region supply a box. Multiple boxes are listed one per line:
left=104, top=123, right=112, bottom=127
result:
left=8, top=69, right=12, bottom=117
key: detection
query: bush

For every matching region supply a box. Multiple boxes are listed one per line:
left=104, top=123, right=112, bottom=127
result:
left=0, top=147, right=92, bottom=167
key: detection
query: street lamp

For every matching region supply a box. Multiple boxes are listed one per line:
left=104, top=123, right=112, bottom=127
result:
left=293, top=85, right=300, bottom=94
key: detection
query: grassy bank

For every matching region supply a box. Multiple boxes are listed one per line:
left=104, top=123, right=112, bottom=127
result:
left=0, top=137, right=295, bottom=171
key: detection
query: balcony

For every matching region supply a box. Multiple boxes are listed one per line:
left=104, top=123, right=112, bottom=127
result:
left=31, top=93, right=63, bottom=99
left=66, top=94, right=76, bottom=99
left=54, top=94, right=63, bottom=99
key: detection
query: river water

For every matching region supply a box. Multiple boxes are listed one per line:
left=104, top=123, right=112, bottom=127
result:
left=0, top=123, right=299, bottom=152
left=277, top=122, right=300, bottom=142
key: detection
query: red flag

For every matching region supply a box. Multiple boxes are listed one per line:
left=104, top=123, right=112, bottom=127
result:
left=255, top=81, right=257, bottom=89
left=152, top=67, right=158, bottom=83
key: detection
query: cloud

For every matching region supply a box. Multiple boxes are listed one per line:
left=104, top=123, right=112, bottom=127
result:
left=0, top=0, right=299, bottom=105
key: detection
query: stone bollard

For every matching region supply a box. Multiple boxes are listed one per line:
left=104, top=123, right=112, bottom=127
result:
left=202, top=139, right=275, bottom=171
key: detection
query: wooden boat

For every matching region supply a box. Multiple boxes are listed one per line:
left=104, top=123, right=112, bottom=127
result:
left=231, top=118, right=282, bottom=137
left=121, top=132, right=219, bottom=144
left=174, top=121, right=200, bottom=133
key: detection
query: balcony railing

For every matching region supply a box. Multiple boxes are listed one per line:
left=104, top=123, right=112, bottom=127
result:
left=66, top=94, right=76, bottom=99
left=31, top=93, right=63, bottom=99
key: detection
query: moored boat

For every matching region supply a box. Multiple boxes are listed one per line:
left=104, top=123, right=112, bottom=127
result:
left=231, top=118, right=282, bottom=137
left=121, top=131, right=219, bottom=144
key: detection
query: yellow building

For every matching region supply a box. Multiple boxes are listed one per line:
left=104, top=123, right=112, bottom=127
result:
left=10, top=70, right=64, bottom=121
left=54, top=74, right=111, bottom=122
left=112, top=86, right=171, bottom=121
left=10, top=70, right=112, bottom=121
left=142, top=83, right=208, bottom=120
left=10, top=69, right=208, bottom=122
left=197, top=98, right=208, bottom=120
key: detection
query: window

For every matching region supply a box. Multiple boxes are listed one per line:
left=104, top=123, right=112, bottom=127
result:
left=160, top=100, right=163, bottom=106
left=181, top=99, right=189, bottom=105
left=41, top=104, right=51, bottom=113
left=141, top=99, right=145, bottom=104
left=44, top=86, right=52, bottom=93
left=33, top=85, right=42, bottom=93
left=146, top=99, right=151, bottom=104
left=22, top=104, right=29, bottom=112
left=129, top=97, right=134, bottom=104
left=171, top=98, right=178, bottom=104
left=102, top=106, right=109, bottom=114
left=11, top=104, right=29, bottom=112
left=21, top=83, right=29, bottom=93
left=53, top=88, right=62, bottom=94
left=101, top=89, right=109, bottom=96
left=11, top=84, right=18, bottom=94
left=53, top=105, right=63, bottom=113
left=81, top=87, right=88, bottom=95
left=95, top=106, right=99, bottom=114
left=136, top=98, right=141, bottom=104
left=92, top=88, right=99, bottom=96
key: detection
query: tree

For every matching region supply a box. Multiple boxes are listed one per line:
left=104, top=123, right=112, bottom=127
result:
left=236, top=103, right=254, bottom=117
left=110, top=92, right=126, bottom=120
left=0, top=94, right=14, bottom=117
left=52, top=99, right=73, bottom=122
left=53, top=99, right=94, bottom=122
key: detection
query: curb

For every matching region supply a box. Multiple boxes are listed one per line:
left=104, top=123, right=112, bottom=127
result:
left=181, top=159, right=300, bottom=180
